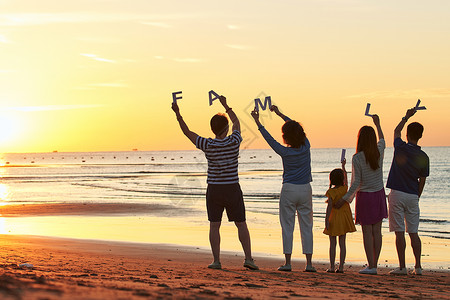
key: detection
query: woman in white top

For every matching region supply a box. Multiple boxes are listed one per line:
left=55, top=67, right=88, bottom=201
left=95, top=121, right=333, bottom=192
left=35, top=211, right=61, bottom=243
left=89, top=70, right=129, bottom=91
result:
left=336, top=115, right=387, bottom=275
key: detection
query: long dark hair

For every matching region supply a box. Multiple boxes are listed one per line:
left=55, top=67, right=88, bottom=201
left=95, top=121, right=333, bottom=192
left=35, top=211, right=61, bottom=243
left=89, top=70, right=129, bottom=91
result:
left=282, top=120, right=306, bottom=148
left=356, top=126, right=379, bottom=170
left=329, top=168, right=344, bottom=188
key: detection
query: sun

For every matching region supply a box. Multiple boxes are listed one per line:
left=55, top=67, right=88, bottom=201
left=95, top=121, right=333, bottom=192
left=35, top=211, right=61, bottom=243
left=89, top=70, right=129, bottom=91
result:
left=0, top=112, right=21, bottom=144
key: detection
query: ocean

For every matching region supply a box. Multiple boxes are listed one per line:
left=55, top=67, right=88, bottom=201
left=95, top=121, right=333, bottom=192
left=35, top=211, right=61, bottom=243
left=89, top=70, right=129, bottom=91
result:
left=0, top=147, right=449, bottom=268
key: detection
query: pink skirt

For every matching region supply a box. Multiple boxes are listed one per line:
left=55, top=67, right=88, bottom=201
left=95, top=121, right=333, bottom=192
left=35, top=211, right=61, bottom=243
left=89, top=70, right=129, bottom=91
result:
left=355, top=189, right=388, bottom=225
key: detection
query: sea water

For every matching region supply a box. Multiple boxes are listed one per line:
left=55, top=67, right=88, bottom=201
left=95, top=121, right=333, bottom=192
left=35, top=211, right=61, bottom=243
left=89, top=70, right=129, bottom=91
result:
left=0, top=148, right=449, bottom=267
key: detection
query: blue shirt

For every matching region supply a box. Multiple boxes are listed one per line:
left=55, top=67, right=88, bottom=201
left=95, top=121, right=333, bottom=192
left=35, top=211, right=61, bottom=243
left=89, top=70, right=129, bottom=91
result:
left=258, top=123, right=312, bottom=185
left=386, top=137, right=429, bottom=195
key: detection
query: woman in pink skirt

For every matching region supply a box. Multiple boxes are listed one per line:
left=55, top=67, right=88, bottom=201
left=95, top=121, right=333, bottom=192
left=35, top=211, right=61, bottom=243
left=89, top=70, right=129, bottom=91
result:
left=335, top=115, right=387, bottom=275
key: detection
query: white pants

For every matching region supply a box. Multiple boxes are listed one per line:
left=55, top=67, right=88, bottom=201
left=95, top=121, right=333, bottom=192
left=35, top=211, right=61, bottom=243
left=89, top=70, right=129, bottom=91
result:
left=388, top=189, right=420, bottom=233
left=279, top=183, right=313, bottom=255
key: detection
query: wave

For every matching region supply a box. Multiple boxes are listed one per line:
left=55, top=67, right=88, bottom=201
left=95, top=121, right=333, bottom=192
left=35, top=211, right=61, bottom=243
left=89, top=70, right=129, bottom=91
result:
left=420, top=218, right=449, bottom=224
left=247, top=169, right=282, bottom=172
left=71, top=183, right=206, bottom=197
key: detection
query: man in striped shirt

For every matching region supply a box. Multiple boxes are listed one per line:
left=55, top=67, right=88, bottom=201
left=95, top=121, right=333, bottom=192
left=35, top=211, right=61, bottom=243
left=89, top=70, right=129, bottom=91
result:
left=172, top=95, right=258, bottom=270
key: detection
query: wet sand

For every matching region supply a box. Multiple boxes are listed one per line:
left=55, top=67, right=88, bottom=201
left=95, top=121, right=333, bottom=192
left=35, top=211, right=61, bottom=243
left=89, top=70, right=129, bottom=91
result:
left=0, top=203, right=173, bottom=217
left=0, top=234, right=449, bottom=299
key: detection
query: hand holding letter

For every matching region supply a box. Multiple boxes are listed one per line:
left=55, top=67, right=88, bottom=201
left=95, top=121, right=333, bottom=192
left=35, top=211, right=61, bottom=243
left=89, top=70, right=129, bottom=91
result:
left=371, top=114, right=380, bottom=126
left=405, top=107, right=417, bottom=120
left=171, top=102, right=180, bottom=114
left=219, top=95, right=227, bottom=108
left=251, top=109, right=260, bottom=122
left=270, top=105, right=280, bottom=115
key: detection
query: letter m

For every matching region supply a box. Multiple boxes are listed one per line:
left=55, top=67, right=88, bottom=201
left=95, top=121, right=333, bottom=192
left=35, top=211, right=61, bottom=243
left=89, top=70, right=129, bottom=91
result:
left=254, top=96, right=272, bottom=111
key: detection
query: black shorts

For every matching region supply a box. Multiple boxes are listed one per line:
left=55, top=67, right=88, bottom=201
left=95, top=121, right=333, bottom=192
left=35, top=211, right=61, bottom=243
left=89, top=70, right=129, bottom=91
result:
left=206, top=183, right=246, bottom=222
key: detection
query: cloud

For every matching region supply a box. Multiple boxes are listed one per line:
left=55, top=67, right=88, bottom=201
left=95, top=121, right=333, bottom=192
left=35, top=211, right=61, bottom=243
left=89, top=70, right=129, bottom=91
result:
left=345, top=88, right=450, bottom=100
left=89, top=83, right=128, bottom=88
left=173, top=58, right=204, bottom=63
left=225, top=44, right=251, bottom=50
left=0, top=34, right=11, bottom=43
left=227, top=25, right=240, bottom=30
left=80, top=53, right=115, bottom=63
left=74, top=80, right=128, bottom=90
left=75, top=36, right=121, bottom=44
left=0, top=12, right=200, bottom=27
left=140, top=21, right=171, bottom=28
left=3, top=104, right=103, bottom=112
left=89, top=82, right=128, bottom=88
left=153, top=56, right=203, bottom=63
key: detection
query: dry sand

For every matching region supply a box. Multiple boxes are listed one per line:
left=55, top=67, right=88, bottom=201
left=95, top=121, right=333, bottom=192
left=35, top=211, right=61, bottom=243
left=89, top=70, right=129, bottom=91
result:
left=0, top=234, right=448, bottom=299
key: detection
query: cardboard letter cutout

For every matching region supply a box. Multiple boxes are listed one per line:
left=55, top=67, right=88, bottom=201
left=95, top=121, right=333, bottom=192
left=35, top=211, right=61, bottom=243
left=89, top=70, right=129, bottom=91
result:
left=341, top=149, right=346, bottom=163
left=365, top=103, right=373, bottom=117
left=254, top=96, right=272, bottom=112
left=209, top=90, right=220, bottom=106
left=172, top=91, right=182, bottom=104
left=415, top=99, right=426, bottom=110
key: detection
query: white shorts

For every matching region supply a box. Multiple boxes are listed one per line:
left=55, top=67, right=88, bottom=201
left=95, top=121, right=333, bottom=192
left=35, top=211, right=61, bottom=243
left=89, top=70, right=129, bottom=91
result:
left=388, top=189, right=420, bottom=233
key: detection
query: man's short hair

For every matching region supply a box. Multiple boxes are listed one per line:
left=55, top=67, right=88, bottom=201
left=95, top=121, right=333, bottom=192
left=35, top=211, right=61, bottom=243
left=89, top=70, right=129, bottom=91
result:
left=407, top=122, right=424, bottom=141
left=210, top=114, right=229, bottom=136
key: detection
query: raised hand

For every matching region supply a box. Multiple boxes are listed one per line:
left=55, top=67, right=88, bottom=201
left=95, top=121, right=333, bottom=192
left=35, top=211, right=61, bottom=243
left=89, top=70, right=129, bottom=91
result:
left=371, top=114, right=380, bottom=126
left=405, top=107, right=417, bottom=120
left=270, top=105, right=280, bottom=114
left=219, top=95, right=227, bottom=107
left=171, top=102, right=180, bottom=114
left=251, top=109, right=260, bottom=122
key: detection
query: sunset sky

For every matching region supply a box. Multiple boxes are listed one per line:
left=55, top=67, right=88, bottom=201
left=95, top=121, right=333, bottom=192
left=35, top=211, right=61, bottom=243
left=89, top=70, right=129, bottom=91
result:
left=0, top=0, right=449, bottom=152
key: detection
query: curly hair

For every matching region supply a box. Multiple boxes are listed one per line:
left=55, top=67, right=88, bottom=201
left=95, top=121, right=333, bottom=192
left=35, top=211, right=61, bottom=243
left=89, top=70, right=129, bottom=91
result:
left=282, top=120, right=306, bottom=148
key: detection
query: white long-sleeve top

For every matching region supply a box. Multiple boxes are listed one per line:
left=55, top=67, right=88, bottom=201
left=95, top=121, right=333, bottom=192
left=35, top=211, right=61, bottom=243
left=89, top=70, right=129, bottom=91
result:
left=343, top=139, right=386, bottom=203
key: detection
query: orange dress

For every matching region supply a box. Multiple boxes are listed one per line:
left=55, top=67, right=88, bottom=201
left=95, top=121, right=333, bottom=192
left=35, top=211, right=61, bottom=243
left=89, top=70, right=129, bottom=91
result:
left=323, top=185, right=356, bottom=236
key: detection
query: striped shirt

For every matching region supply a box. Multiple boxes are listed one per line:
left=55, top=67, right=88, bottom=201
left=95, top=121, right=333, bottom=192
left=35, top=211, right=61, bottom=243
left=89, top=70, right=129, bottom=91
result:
left=343, top=139, right=386, bottom=203
left=196, top=130, right=242, bottom=184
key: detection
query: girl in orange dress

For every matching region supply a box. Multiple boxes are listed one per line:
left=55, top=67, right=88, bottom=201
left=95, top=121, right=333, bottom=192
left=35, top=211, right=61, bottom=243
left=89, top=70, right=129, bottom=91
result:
left=323, top=159, right=356, bottom=273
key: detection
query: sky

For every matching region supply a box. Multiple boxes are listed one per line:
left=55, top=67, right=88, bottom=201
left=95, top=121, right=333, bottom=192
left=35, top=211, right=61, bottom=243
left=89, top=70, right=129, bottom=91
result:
left=0, top=0, right=449, bottom=153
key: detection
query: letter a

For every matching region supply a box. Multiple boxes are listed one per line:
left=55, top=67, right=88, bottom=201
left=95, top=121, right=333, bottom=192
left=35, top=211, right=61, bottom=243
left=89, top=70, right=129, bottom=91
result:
left=209, top=90, right=220, bottom=106
left=254, top=96, right=272, bottom=111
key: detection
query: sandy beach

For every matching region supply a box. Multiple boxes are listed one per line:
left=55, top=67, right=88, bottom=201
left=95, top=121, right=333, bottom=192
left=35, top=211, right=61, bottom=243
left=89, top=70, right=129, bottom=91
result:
left=0, top=234, right=448, bottom=299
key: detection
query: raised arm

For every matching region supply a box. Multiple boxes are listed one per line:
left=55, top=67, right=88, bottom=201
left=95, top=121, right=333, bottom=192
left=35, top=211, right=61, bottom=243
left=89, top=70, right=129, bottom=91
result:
left=251, top=109, right=263, bottom=128
left=342, top=158, right=348, bottom=186
left=219, top=95, right=240, bottom=132
left=251, top=109, right=289, bottom=156
left=371, top=114, right=384, bottom=140
left=171, top=102, right=198, bottom=145
left=335, top=157, right=361, bottom=208
left=393, top=108, right=417, bottom=140
left=270, top=105, right=291, bottom=122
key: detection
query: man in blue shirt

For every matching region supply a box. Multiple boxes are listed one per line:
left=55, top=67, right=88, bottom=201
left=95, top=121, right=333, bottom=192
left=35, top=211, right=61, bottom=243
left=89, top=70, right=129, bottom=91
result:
left=386, top=108, right=429, bottom=276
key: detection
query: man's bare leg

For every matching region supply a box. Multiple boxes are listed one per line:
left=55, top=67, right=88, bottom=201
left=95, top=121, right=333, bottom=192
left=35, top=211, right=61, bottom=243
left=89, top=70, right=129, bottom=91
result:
left=235, top=221, right=252, bottom=260
left=409, top=232, right=422, bottom=269
left=395, top=231, right=406, bottom=269
left=209, top=221, right=221, bottom=263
